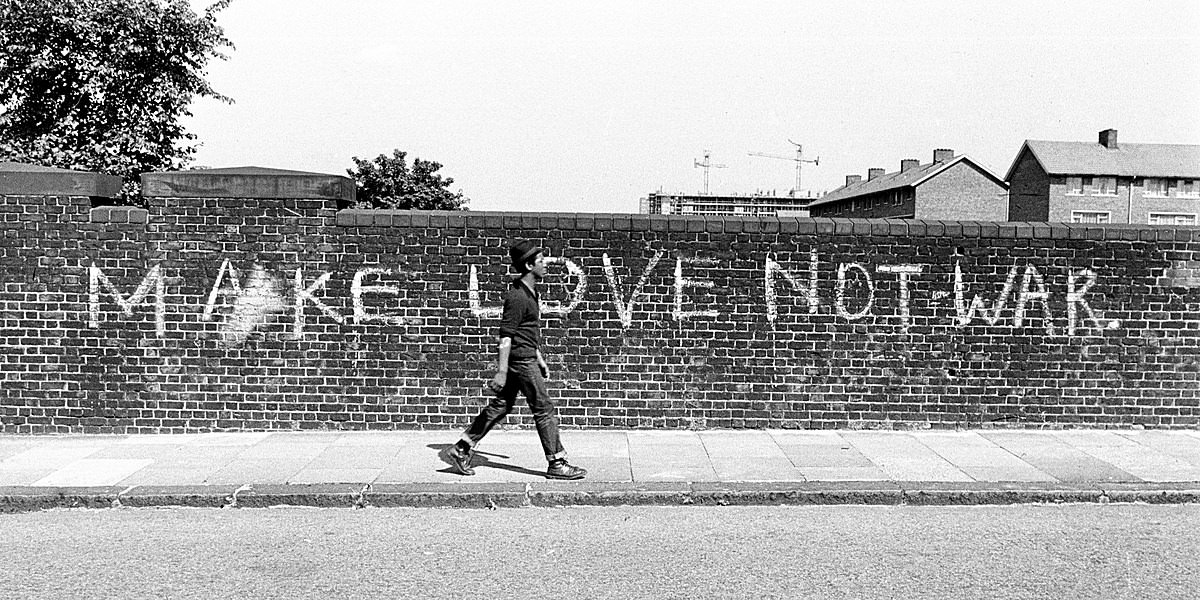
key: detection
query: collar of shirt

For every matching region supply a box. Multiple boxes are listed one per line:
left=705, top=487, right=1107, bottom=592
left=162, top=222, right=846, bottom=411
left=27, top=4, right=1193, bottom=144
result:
left=513, top=277, right=539, bottom=301
left=513, top=278, right=537, bottom=302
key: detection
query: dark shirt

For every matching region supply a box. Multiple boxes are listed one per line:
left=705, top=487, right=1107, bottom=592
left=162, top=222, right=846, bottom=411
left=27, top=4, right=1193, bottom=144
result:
left=498, top=278, right=541, bottom=358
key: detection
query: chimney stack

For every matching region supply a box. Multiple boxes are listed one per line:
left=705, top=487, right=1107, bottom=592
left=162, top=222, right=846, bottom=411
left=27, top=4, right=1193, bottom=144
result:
left=868, top=168, right=885, bottom=180
left=1099, top=129, right=1118, bottom=149
left=845, top=174, right=862, bottom=186
left=933, top=149, right=954, bottom=163
left=901, top=159, right=920, bottom=172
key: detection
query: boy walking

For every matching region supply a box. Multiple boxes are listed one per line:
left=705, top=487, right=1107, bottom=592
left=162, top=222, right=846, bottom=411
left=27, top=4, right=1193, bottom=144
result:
left=441, top=239, right=587, bottom=480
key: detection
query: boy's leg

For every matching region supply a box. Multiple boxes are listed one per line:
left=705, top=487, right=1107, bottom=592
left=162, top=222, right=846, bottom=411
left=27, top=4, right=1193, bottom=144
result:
left=443, top=380, right=517, bottom=475
left=514, top=359, right=585, bottom=480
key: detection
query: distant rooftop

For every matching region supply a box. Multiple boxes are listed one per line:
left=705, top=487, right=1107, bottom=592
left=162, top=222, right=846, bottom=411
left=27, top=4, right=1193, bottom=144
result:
left=1010, top=140, right=1200, bottom=179
left=811, top=155, right=1006, bottom=208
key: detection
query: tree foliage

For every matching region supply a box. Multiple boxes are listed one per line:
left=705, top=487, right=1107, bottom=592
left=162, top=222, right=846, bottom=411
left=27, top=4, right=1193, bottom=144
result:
left=0, top=0, right=234, bottom=198
left=348, top=149, right=469, bottom=210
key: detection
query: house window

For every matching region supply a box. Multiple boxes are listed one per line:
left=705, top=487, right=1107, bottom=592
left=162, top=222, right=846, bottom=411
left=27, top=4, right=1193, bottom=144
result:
left=1148, top=213, right=1197, bottom=225
left=1145, top=178, right=1170, bottom=197
left=1093, top=177, right=1117, bottom=196
left=1178, top=180, right=1199, bottom=198
left=1071, top=211, right=1110, bottom=224
left=1070, top=176, right=1089, bottom=195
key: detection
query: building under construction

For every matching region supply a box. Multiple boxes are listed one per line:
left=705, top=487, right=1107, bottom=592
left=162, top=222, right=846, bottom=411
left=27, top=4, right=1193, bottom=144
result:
left=638, top=192, right=812, bottom=217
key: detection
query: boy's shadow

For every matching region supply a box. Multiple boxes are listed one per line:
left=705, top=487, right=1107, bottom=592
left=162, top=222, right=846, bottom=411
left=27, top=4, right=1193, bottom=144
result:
left=429, top=444, right=546, bottom=478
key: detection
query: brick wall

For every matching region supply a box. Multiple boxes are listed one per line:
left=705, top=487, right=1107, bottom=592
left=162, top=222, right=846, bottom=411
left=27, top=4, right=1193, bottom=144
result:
left=3, top=178, right=1200, bottom=433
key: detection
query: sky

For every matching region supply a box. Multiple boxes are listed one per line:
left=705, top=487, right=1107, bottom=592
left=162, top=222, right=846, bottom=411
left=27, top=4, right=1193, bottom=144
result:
left=184, top=0, right=1200, bottom=213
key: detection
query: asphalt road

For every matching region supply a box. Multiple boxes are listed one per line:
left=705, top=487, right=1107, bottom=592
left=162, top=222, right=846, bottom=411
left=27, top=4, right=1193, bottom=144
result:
left=2, top=504, right=1197, bottom=599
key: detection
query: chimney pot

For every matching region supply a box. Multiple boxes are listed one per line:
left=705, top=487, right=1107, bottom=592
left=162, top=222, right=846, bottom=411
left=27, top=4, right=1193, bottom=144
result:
left=868, top=168, right=885, bottom=180
left=933, top=149, right=954, bottom=163
left=845, top=174, right=862, bottom=186
left=901, top=159, right=920, bottom=172
left=1099, top=129, right=1118, bottom=149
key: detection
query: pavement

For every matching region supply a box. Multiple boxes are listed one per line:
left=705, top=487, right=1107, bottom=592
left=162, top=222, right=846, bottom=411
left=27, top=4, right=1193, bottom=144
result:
left=2, top=428, right=1200, bottom=512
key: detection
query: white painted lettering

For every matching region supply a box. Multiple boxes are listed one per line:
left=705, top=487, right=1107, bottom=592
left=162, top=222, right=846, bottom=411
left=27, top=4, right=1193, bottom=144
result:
left=467, top=265, right=502, bottom=318
left=1014, top=265, right=1054, bottom=334
left=764, top=248, right=819, bottom=324
left=88, top=263, right=165, bottom=337
left=351, top=268, right=404, bottom=325
left=877, top=264, right=924, bottom=331
left=294, top=269, right=343, bottom=335
left=541, top=256, right=588, bottom=318
left=954, top=262, right=1018, bottom=326
left=674, top=256, right=719, bottom=320
left=602, top=251, right=664, bottom=328
left=835, top=262, right=874, bottom=320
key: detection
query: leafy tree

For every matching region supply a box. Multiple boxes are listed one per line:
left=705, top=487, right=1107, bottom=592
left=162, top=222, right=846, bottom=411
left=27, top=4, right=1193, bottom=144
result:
left=348, top=149, right=469, bottom=210
left=0, top=0, right=234, bottom=201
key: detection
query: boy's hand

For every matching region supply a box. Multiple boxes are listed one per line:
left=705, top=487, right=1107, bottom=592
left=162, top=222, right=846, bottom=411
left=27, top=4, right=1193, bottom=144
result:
left=487, top=372, right=506, bottom=395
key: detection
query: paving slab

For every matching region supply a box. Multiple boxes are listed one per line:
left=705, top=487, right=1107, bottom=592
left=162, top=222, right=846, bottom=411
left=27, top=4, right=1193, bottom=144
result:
left=1054, top=430, right=1200, bottom=481
left=698, top=430, right=785, bottom=457
left=230, top=441, right=329, bottom=461
left=1119, top=431, right=1200, bottom=468
left=1, top=445, right=105, bottom=469
left=146, top=446, right=245, bottom=469
left=0, top=439, right=36, bottom=461
left=304, top=445, right=402, bottom=470
left=768, top=430, right=851, bottom=446
left=116, top=467, right=217, bottom=487
left=117, top=433, right=209, bottom=445
left=797, top=466, right=891, bottom=481
left=559, top=430, right=629, bottom=458
left=710, top=456, right=806, bottom=481
left=628, top=432, right=717, bottom=481
left=0, top=468, right=57, bottom=486
left=191, top=432, right=274, bottom=446
left=916, top=432, right=1058, bottom=482
left=287, top=468, right=382, bottom=485
left=981, top=431, right=1139, bottom=483
left=779, top=444, right=876, bottom=469
left=31, top=458, right=154, bottom=487
left=1068, top=445, right=1200, bottom=482
left=842, top=432, right=973, bottom=482
left=203, top=459, right=314, bottom=485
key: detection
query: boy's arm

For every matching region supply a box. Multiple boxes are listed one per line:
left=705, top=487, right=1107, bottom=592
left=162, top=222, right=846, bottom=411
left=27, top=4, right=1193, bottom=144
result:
left=489, top=337, right=512, bottom=393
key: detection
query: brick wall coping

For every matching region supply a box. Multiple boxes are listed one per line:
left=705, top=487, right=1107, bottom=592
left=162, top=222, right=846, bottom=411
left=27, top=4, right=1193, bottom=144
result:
left=90, top=206, right=149, bottom=224
left=334, top=209, right=1200, bottom=241
left=141, top=166, right=355, bottom=201
left=0, top=162, right=122, bottom=198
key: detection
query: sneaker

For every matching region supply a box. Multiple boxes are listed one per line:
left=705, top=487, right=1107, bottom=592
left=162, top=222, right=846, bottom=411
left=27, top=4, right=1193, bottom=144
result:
left=440, top=445, right=475, bottom=476
left=546, top=460, right=587, bottom=480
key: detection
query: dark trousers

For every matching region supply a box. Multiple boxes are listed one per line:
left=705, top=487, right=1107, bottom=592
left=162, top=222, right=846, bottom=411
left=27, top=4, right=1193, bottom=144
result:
left=462, top=356, right=567, bottom=462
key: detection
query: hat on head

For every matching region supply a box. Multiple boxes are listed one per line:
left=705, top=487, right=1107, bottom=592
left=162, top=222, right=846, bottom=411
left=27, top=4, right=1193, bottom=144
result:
left=509, top=239, right=542, bottom=272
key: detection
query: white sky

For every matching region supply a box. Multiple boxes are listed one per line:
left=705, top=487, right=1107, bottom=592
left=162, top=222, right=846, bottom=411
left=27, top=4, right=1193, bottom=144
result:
left=185, top=0, right=1200, bottom=213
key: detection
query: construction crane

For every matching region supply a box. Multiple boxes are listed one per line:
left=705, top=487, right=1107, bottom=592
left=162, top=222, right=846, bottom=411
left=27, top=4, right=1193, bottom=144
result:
left=748, top=139, right=819, bottom=197
left=693, top=149, right=726, bottom=195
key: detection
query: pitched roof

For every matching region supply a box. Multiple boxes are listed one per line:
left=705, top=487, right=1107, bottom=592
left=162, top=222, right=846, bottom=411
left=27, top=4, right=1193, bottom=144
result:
left=1006, top=140, right=1200, bottom=180
left=810, top=155, right=1006, bottom=208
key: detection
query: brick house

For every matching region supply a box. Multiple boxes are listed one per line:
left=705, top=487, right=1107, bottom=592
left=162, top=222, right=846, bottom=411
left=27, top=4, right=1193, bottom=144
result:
left=808, top=149, right=1009, bottom=220
left=1006, top=129, right=1200, bottom=225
